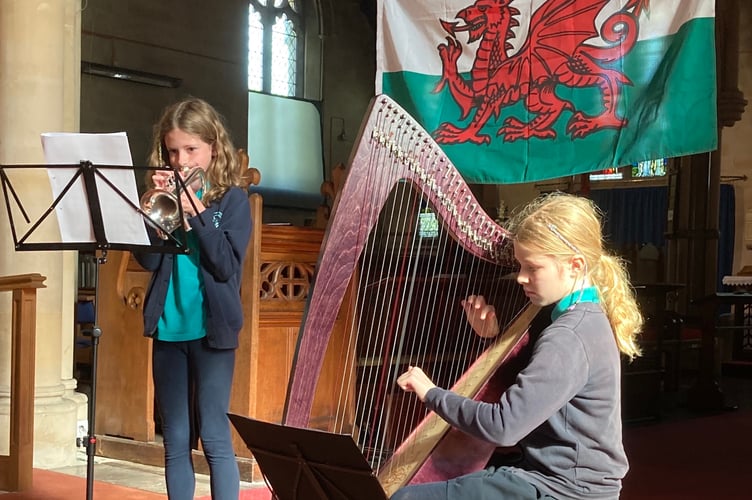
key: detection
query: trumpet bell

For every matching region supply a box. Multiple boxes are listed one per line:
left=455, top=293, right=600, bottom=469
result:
left=140, top=189, right=184, bottom=235
left=140, top=167, right=206, bottom=238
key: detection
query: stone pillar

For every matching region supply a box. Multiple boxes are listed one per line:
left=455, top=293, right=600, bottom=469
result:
left=0, top=0, right=86, bottom=467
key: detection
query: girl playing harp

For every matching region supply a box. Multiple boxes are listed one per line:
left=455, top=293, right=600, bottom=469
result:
left=394, top=192, right=643, bottom=500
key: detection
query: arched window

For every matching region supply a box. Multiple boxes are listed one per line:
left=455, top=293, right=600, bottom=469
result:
left=247, top=0, right=323, bottom=219
left=249, top=0, right=304, bottom=97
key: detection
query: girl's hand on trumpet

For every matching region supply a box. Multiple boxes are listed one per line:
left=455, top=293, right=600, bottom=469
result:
left=151, top=168, right=175, bottom=190
left=180, top=186, right=205, bottom=220
left=177, top=166, right=206, bottom=221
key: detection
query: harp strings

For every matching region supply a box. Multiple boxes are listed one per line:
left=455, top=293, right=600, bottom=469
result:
left=362, top=110, right=431, bottom=466
left=330, top=104, right=394, bottom=438
left=358, top=109, right=416, bottom=465
left=322, top=106, right=511, bottom=471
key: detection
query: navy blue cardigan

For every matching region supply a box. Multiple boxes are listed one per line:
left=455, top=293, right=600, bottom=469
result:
left=135, top=187, right=252, bottom=349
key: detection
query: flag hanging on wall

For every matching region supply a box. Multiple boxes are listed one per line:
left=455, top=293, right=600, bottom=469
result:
left=376, top=0, right=717, bottom=184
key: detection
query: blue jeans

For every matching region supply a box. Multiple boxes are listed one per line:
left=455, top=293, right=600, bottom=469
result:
left=390, top=466, right=557, bottom=500
left=152, top=338, right=240, bottom=500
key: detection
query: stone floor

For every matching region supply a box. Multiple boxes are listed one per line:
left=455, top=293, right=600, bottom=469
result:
left=52, top=449, right=213, bottom=497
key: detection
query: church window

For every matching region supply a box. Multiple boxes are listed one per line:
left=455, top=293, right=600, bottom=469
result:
left=248, top=0, right=303, bottom=97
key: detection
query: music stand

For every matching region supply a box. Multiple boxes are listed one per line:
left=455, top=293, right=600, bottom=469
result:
left=229, top=413, right=388, bottom=500
left=0, top=161, right=191, bottom=500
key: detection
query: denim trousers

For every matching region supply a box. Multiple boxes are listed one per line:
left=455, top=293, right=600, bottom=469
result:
left=152, top=338, right=240, bottom=500
left=390, top=466, right=557, bottom=500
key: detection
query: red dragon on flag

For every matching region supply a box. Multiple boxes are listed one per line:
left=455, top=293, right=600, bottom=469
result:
left=433, top=0, right=651, bottom=145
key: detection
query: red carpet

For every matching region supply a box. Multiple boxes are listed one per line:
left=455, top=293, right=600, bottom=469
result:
left=622, top=409, right=751, bottom=499
left=0, top=469, right=271, bottom=500
left=0, top=469, right=165, bottom=499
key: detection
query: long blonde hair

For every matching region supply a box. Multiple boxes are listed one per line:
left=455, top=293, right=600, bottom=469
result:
left=147, top=97, right=244, bottom=205
left=507, top=192, right=642, bottom=360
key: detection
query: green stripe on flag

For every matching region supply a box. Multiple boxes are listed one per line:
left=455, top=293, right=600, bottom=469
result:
left=381, top=18, right=717, bottom=184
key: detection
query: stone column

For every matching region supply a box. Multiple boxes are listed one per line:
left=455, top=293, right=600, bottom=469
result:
left=0, top=0, right=85, bottom=467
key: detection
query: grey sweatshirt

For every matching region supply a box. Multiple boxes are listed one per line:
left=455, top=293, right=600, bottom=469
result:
left=424, top=301, right=628, bottom=499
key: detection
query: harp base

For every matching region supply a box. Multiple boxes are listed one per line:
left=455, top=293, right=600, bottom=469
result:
left=229, top=413, right=388, bottom=500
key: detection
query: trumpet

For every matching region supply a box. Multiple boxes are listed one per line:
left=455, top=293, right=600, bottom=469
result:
left=140, top=167, right=206, bottom=238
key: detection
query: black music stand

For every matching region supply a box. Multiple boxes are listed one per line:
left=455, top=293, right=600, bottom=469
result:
left=229, top=413, right=388, bottom=500
left=0, top=161, right=191, bottom=500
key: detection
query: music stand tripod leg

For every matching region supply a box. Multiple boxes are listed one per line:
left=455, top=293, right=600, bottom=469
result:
left=81, top=250, right=107, bottom=500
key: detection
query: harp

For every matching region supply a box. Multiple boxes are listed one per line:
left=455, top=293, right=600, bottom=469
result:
left=279, top=95, right=538, bottom=497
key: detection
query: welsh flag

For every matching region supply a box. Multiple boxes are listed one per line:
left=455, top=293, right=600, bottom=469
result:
left=376, top=0, right=717, bottom=184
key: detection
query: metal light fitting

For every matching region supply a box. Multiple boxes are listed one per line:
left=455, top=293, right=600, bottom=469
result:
left=81, top=61, right=182, bottom=88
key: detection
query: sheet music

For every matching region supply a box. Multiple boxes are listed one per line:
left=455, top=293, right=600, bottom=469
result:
left=41, top=132, right=150, bottom=246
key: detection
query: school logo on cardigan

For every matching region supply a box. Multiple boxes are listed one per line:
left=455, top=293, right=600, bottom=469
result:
left=213, top=211, right=223, bottom=228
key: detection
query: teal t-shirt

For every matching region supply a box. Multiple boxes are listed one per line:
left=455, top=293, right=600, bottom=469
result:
left=156, top=231, right=207, bottom=341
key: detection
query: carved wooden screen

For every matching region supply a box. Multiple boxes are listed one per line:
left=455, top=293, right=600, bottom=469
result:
left=283, top=95, right=536, bottom=496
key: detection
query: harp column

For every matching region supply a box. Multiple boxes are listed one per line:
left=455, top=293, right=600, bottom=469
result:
left=0, top=0, right=85, bottom=468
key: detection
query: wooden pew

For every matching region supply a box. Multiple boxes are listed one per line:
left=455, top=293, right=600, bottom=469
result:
left=230, top=192, right=333, bottom=447
left=91, top=168, right=349, bottom=480
left=0, top=273, right=46, bottom=492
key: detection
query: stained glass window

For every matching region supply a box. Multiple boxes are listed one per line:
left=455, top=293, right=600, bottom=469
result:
left=248, top=8, right=264, bottom=92
left=418, top=208, right=439, bottom=239
left=589, top=158, right=668, bottom=182
left=248, top=0, right=302, bottom=97
left=632, top=157, right=667, bottom=178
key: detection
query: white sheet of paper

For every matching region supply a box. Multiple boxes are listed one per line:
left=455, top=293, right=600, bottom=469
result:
left=41, top=132, right=150, bottom=246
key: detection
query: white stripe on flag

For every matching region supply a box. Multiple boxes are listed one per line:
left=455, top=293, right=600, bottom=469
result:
left=377, top=0, right=715, bottom=79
